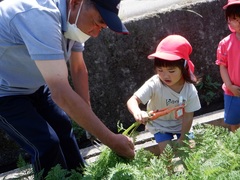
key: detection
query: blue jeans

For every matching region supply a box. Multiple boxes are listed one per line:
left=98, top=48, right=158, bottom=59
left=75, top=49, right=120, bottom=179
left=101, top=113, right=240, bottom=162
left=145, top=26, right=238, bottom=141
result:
left=154, top=132, right=194, bottom=143
left=0, top=85, right=85, bottom=178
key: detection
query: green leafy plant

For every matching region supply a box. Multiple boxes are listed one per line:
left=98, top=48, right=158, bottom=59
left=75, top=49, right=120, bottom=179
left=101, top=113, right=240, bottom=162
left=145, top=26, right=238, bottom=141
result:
left=14, top=154, right=33, bottom=179
left=6, top=154, right=42, bottom=180
left=12, top=124, right=240, bottom=179
left=180, top=124, right=240, bottom=179
left=45, top=164, right=69, bottom=180
left=117, top=121, right=140, bottom=137
left=196, top=75, right=221, bottom=105
left=85, top=125, right=240, bottom=179
left=71, top=120, right=85, bottom=139
left=83, top=146, right=132, bottom=179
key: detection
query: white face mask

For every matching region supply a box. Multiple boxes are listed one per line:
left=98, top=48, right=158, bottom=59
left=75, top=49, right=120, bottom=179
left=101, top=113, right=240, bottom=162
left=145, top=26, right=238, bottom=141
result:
left=64, top=1, right=90, bottom=43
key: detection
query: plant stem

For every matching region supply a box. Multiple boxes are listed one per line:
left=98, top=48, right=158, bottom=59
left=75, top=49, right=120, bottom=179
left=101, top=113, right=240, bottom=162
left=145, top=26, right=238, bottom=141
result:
left=122, top=122, right=140, bottom=136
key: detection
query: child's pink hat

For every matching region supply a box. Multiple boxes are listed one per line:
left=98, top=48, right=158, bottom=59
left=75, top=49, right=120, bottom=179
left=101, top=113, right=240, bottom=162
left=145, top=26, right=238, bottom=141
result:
left=148, top=35, right=195, bottom=73
left=223, top=0, right=240, bottom=9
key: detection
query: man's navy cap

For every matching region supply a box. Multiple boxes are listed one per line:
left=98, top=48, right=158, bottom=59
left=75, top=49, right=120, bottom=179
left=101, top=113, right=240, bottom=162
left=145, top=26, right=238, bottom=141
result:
left=92, top=0, right=129, bottom=34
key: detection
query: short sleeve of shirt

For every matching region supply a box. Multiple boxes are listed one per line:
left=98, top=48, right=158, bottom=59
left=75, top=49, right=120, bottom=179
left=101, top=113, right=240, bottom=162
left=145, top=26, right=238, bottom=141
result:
left=216, top=35, right=230, bottom=67
left=72, top=42, right=85, bottom=52
left=11, top=8, right=64, bottom=60
left=134, top=76, right=158, bottom=105
left=184, top=84, right=201, bottom=113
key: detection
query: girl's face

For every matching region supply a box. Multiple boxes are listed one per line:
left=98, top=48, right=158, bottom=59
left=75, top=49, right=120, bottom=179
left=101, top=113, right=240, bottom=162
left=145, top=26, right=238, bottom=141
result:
left=156, top=66, right=184, bottom=91
left=228, top=16, right=240, bottom=34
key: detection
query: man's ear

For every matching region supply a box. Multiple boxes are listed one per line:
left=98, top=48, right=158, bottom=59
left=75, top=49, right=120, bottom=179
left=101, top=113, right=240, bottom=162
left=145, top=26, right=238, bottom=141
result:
left=70, top=0, right=82, bottom=9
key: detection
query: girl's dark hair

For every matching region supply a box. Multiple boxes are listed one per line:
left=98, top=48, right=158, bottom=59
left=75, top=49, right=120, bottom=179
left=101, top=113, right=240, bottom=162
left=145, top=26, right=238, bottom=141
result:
left=154, top=58, right=197, bottom=84
left=225, top=5, right=240, bottom=20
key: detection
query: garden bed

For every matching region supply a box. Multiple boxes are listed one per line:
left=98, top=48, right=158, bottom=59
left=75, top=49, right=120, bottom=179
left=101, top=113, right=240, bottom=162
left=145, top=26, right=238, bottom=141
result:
left=0, top=109, right=229, bottom=179
left=81, top=109, right=227, bottom=163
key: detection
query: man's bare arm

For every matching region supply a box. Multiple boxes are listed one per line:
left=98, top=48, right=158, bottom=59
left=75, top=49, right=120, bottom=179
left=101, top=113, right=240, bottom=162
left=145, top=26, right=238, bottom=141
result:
left=35, top=59, right=135, bottom=158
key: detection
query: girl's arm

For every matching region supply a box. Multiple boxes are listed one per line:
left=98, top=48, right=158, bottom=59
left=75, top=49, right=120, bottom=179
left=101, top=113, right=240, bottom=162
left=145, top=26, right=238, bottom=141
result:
left=178, top=112, right=194, bottom=142
left=127, top=95, right=149, bottom=124
left=220, top=65, right=240, bottom=96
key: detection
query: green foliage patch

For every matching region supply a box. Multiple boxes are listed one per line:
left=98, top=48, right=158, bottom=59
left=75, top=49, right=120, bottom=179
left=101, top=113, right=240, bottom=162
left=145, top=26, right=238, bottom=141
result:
left=12, top=124, right=240, bottom=179
left=196, top=75, right=221, bottom=105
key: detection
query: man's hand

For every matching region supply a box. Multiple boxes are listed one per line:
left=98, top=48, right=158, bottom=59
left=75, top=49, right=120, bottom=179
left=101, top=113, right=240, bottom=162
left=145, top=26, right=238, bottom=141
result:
left=108, top=134, right=135, bottom=159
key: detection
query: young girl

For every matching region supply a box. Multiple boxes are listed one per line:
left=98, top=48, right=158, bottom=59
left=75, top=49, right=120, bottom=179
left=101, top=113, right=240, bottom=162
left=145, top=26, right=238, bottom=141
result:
left=127, top=35, right=201, bottom=154
left=216, top=0, right=240, bottom=132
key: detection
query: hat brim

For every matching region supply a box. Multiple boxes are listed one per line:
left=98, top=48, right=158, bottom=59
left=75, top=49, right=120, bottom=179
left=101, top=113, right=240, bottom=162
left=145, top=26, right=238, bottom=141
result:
left=148, top=52, right=182, bottom=60
left=95, top=4, right=129, bottom=34
left=223, top=2, right=240, bottom=9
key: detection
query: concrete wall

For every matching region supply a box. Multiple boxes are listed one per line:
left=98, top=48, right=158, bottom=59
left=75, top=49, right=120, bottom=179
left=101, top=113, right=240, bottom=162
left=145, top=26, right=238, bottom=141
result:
left=0, top=0, right=228, bottom=171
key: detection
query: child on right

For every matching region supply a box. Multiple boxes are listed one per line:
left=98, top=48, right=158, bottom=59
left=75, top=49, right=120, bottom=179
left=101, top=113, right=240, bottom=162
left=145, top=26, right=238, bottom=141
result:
left=216, top=0, right=240, bottom=132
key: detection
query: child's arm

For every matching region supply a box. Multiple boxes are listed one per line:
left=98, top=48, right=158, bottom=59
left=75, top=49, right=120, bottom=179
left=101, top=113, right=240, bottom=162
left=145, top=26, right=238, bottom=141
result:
left=178, top=112, right=194, bottom=142
left=127, top=95, right=149, bottom=124
left=220, top=65, right=240, bottom=96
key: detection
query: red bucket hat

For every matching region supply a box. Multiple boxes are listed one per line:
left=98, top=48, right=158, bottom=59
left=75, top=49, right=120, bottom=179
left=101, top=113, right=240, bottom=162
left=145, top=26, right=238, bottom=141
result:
left=223, top=0, right=240, bottom=9
left=148, top=35, right=195, bottom=73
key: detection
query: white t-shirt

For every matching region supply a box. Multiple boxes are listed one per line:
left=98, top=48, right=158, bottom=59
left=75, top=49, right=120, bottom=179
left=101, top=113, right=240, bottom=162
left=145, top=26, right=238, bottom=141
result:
left=134, top=74, right=201, bottom=134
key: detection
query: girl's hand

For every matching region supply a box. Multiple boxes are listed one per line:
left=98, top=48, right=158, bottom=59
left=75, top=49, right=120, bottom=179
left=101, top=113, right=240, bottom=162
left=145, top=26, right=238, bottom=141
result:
left=229, top=85, right=240, bottom=97
left=133, top=110, right=149, bottom=124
